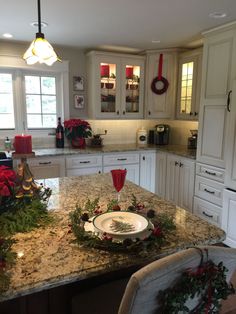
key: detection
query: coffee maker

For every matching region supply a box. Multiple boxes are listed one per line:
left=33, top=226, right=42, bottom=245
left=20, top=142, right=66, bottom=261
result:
left=188, top=130, right=198, bottom=149
left=154, top=124, right=170, bottom=145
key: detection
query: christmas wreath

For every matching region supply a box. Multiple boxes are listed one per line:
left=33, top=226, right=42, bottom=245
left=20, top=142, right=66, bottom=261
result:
left=151, top=53, right=169, bottom=95
left=157, top=248, right=235, bottom=313
left=69, top=195, right=176, bottom=255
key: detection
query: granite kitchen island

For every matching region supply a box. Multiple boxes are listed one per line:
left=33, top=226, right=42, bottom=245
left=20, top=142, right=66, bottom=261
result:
left=0, top=174, right=225, bottom=310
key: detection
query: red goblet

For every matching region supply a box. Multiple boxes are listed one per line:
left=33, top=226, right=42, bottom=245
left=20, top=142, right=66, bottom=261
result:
left=111, top=169, right=127, bottom=202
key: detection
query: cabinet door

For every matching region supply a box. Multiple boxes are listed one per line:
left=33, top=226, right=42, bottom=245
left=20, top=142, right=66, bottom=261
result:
left=178, top=158, right=195, bottom=212
left=197, top=29, right=236, bottom=168
left=166, top=154, right=180, bottom=204
left=139, top=152, right=156, bottom=193
left=146, top=52, right=177, bottom=119
left=222, top=189, right=236, bottom=248
left=120, top=58, right=144, bottom=119
left=103, top=164, right=139, bottom=185
left=155, top=151, right=167, bottom=198
left=91, top=54, right=121, bottom=119
left=225, top=80, right=236, bottom=190
left=176, top=48, right=202, bottom=120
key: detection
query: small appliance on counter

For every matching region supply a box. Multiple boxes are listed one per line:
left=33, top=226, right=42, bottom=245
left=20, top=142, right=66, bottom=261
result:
left=153, top=124, right=170, bottom=145
left=137, top=127, right=148, bottom=145
left=0, top=152, right=13, bottom=168
left=187, top=129, right=198, bottom=149
left=87, top=130, right=107, bottom=147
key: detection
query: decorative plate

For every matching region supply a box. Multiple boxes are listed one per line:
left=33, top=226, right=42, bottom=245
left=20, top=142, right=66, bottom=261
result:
left=92, top=211, right=149, bottom=236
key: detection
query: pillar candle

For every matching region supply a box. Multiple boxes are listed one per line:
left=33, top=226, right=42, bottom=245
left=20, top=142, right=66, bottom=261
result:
left=14, top=135, right=32, bottom=154
left=100, top=65, right=110, bottom=77
left=126, top=67, right=133, bottom=79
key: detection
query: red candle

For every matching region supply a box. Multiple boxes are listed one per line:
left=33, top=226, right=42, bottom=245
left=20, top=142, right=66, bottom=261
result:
left=126, top=67, right=133, bottom=79
left=14, top=135, right=32, bottom=154
left=100, top=65, right=110, bottom=77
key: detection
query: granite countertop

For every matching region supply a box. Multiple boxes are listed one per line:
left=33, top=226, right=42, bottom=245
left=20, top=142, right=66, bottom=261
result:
left=31, top=144, right=196, bottom=159
left=1, top=174, right=224, bottom=302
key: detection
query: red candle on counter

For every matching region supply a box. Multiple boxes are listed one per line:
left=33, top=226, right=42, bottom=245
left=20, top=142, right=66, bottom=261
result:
left=14, top=135, right=32, bottom=154
left=100, top=65, right=110, bottom=77
left=126, top=67, right=133, bottom=79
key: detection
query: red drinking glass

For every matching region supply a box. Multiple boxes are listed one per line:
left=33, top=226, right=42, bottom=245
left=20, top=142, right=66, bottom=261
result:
left=111, top=169, right=127, bottom=201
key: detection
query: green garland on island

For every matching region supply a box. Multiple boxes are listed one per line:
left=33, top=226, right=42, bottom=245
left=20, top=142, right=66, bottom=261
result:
left=69, top=195, right=176, bottom=255
left=0, top=165, right=52, bottom=295
left=157, top=249, right=235, bottom=313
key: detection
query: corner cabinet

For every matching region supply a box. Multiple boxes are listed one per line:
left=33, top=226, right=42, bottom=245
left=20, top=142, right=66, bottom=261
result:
left=176, top=48, right=202, bottom=120
left=145, top=50, right=178, bottom=119
left=86, top=51, right=145, bottom=119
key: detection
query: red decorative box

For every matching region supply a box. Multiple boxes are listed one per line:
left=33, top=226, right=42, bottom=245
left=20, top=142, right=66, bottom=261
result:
left=126, top=67, right=133, bottom=79
left=100, top=65, right=110, bottom=77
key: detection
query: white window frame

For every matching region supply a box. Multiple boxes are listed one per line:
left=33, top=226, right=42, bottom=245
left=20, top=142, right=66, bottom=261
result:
left=0, top=55, right=69, bottom=138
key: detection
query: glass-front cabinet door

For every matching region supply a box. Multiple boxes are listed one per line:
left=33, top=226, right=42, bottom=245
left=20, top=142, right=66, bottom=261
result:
left=176, top=48, right=202, bottom=120
left=121, top=58, right=144, bottom=119
left=95, top=55, right=121, bottom=119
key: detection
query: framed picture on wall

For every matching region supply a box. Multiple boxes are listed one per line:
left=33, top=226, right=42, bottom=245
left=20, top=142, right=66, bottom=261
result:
left=74, top=94, right=85, bottom=109
left=73, top=76, right=84, bottom=91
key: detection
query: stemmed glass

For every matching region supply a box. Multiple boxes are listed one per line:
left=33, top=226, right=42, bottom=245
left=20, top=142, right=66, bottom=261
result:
left=111, top=169, right=127, bottom=202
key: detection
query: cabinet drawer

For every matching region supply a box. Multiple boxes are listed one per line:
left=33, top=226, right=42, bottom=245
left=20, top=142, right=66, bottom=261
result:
left=193, top=197, right=221, bottom=227
left=196, top=163, right=225, bottom=183
left=66, top=155, right=102, bottom=169
left=67, top=167, right=102, bottom=177
left=195, top=175, right=224, bottom=206
left=103, top=153, right=139, bottom=165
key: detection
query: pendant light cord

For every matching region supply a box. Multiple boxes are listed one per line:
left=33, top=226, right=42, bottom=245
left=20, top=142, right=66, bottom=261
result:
left=38, top=0, right=41, bottom=34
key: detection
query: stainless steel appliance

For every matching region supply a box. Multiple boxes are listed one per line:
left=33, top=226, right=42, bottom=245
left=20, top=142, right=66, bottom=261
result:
left=187, top=130, right=198, bottom=149
left=154, top=124, right=170, bottom=145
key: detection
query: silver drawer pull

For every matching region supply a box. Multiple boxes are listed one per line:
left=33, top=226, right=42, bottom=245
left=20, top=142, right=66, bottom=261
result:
left=117, top=158, right=127, bottom=161
left=79, top=161, right=91, bottom=164
left=205, top=170, right=216, bottom=176
left=204, top=188, right=215, bottom=194
left=203, top=211, right=213, bottom=218
left=39, top=161, right=52, bottom=165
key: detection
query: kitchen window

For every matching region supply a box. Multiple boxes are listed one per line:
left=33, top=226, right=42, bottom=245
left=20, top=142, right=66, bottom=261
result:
left=0, top=55, right=69, bottom=137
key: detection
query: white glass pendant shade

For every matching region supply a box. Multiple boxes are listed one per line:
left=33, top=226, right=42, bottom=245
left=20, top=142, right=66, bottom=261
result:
left=23, top=33, right=60, bottom=66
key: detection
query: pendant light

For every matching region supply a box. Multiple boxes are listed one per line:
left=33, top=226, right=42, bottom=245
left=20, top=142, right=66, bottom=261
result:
left=23, top=0, right=61, bottom=66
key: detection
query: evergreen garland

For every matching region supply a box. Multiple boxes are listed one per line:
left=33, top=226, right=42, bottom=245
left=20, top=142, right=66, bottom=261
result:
left=157, top=250, right=235, bottom=313
left=0, top=238, right=16, bottom=293
left=69, top=195, right=176, bottom=255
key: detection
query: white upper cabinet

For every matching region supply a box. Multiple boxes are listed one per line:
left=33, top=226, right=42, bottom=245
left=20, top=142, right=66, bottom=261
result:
left=86, top=51, right=145, bottom=119
left=145, top=51, right=178, bottom=119
left=197, top=26, right=236, bottom=168
left=176, top=48, right=202, bottom=120
left=225, top=80, right=236, bottom=190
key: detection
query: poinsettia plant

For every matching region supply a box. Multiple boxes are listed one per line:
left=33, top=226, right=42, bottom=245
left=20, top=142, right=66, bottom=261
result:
left=64, top=119, right=92, bottom=140
left=0, top=166, right=16, bottom=197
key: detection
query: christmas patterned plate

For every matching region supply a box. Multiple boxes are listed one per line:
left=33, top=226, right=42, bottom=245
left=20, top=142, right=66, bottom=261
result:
left=92, top=211, right=149, bottom=236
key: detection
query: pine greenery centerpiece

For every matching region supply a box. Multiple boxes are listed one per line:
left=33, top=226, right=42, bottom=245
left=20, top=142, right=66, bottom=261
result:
left=69, top=195, right=176, bottom=255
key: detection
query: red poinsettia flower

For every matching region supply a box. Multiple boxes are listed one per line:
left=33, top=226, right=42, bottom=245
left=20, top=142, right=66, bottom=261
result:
left=0, top=165, right=16, bottom=197
left=64, top=119, right=92, bottom=141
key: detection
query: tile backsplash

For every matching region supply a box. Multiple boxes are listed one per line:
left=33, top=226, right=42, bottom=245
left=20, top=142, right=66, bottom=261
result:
left=0, top=120, right=198, bottom=150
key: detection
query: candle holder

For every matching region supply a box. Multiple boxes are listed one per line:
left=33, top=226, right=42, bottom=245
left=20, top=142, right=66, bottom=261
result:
left=12, top=152, right=39, bottom=198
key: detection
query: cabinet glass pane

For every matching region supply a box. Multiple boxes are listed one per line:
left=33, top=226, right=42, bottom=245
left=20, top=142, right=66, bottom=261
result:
left=125, top=65, right=140, bottom=113
left=180, top=62, right=194, bottom=114
left=100, top=63, right=116, bottom=113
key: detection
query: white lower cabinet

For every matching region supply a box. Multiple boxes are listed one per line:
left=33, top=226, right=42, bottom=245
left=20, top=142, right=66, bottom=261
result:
left=139, top=152, right=156, bottom=193
left=66, top=154, right=103, bottom=177
left=155, top=151, right=167, bottom=198
left=166, top=154, right=195, bottom=212
left=103, top=152, right=140, bottom=185
left=222, top=189, right=236, bottom=248
left=26, top=156, right=65, bottom=179
left=193, top=196, right=221, bottom=227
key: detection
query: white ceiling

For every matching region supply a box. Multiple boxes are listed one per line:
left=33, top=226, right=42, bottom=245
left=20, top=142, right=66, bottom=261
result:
left=1, top=0, right=236, bottom=52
